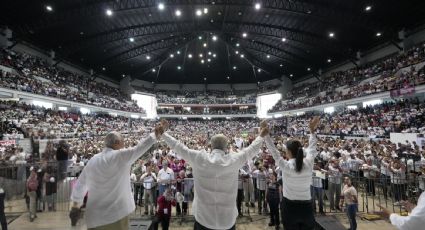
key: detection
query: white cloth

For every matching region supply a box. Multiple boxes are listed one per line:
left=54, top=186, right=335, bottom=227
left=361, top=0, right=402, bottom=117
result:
left=70, top=133, right=157, bottom=228
left=158, top=167, right=174, bottom=185
left=265, top=134, right=318, bottom=201
left=162, top=133, right=264, bottom=229
left=390, top=191, right=425, bottom=230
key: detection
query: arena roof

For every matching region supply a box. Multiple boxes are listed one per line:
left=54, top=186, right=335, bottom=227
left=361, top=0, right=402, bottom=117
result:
left=2, top=0, right=425, bottom=84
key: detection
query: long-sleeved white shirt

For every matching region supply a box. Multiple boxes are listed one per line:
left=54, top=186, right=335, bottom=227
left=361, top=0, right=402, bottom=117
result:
left=70, top=133, right=157, bottom=228
left=265, top=134, right=318, bottom=201
left=390, top=191, right=425, bottom=230
left=162, top=133, right=264, bottom=229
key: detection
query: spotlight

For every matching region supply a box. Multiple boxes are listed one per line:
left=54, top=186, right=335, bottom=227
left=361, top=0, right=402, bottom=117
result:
left=177, top=66, right=182, bottom=70
left=129, top=37, right=135, bottom=42
left=201, top=59, right=205, bottom=64
left=106, top=9, right=113, bottom=16
left=213, top=54, right=217, bottom=58
left=280, top=64, right=283, bottom=67
left=327, top=59, right=332, bottom=63
left=267, top=55, right=270, bottom=58
left=203, top=8, right=208, bottom=14
left=102, top=67, right=106, bottom=71
left=207, top=59, right=211, bottom=62
left=46, top=5, right=53, bottom=12
left=212, top=35, right=218, bottom=41
left=188, top=54, right=193, bottom=58
left=203, top=43, right=207, bottom=47
left=282, top=38, right=287, bottom=42
left=242, top=32, right=247, bottom=38
left=236, top=43, right=240, bottom=47
left=152, top=68, right=156, bottom=72
left=177, top=51, right=181, bottom=55
left=146, top=55, right=151, bottom=60
left=376, top=32, right=382, bottom=37
left=196, top=9, right=202, bottom=16
left=365, top=6, right=372, bottom=11
left=233, top=66, right=237, bottom=70
left=240, top=54, right=244, bottom=58
left=198, top=36, right=202, bottom=40
left=199, top=54, right=203, bottom=58
left=290, top=74, right=293, bottom=77
left=307, top=67, right=311, bottom=71
left=158, top=3, right=165, bottom=10
left=170, top=54, right=174, bottom=58
left=208, top=52, right=212, bottom=55
left=235, top=51, right=239, bottom=54
left=255, top=3, right=261, bottom=10
left=175, top=9, right=182, bottom=17
left=329, top=32, right=335, bottom=38
left=257, top=68, right=261, bottom=72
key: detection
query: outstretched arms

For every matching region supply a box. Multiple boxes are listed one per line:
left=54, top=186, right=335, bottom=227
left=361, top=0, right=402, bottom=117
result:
left=305, top=117, right=320, bottom=162
left=232, top=121, right=268, bottom=165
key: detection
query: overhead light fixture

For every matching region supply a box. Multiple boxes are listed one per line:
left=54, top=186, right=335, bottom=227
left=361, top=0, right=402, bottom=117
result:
left=188, top=54, right=193, bottom=58
left=129, top=37, right=135, bottom=42
left=236, top=43, right=240, bottom=47
left=235, top=51, right=239, bottom=54
left=257, top=68, right=261, bottom=72
left=152, top=68, right=156, bottom=72
left=365, top=5, right=372, bottom=11
left=267, top=55, right=270, bottom=58
left=213, top=54, right=217, bottom=58
left=208, top=51, right=212, bottom=55
left=212, top=35, right=218, bottom=41
left=376, top=32, right=382, bottom=37
left=175, top=9, right=182, bottom=16
left=170, top=54, right=174, bottom=58
left=46, top=5, right=53, bottom=12
left=177, top=66, right=182, bottom=70
left=207, top=59, right=211, bottom=62
left=196, top=9, right=202, bottom=16
left=242, top=32, right=247, bottom=38
left=204, top=77, right=207, bottom=81
left=199, top=54, right=203, bottom=58
left=105, top=9, right=113, bottom=16
left=177, top=51, right=181, bottom=55
left=290, top=74, right=293, bottom=77
left=329, top=32, right=335, bottom=38
left=203, top=43, right=208, bottom=48
left=279, top=64, right=283, bottom=67
left=102, top=67, right=106, bottom=71
left=307, top=67, right=311, bottom=71
left=240, top=54, right=244, bottom=58
left=257, top=81, right=260, bottom=84
left=233, top=66, right=237, bottom=70
left=282, top=37, right=287, bottom=42
left=201, top=59, right=205, bottom=64
left=122, top=74, right=125, bottom=77
left=146, top=55, right=151, bottom=60
left=198, top=36, right=202, bottom=40
left=255, top=3, right=261, bottom=10
left=227, top=76, right=230, bottom=79
left=203, top=8, right=208, bottom=14
left=327, top=59, right=332, bottom=63
left=158, top=3, right=165, bottom=10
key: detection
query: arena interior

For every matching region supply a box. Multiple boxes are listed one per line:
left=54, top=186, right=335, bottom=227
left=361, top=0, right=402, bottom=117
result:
left=1, top=1, right=425, bottom=230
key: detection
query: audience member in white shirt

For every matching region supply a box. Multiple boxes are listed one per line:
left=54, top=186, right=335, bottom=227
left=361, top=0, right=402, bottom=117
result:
left=140, top=165, right=157, bottom=215
left=157, top=161, right=175, bottom=196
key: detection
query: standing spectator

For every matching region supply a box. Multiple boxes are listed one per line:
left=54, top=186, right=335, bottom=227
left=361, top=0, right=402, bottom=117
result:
left=328, top=160, right=343, bottom=211
left=133, top=160, right=145, bottom=206
left=175, top=170, right=188, bottom=216
left=153, top=188, right=176, bottom=230
left=56, top=140, right=70, bottom=181
left=255, top=166, right=267, bottom=214
left=0, top=186, right=7, bottom=230
left=140, top=165, right=157, bottom=215
left=44, top=167, right=57, bottom=211
left=362, top=159, right=379, bottom=196
left=157, top=161, right=174, bottom=198
left=312, top=164, right=325, bottom=214
left=36, top=168, right=45, bottom=212
left=241, top=163, right=255, bottom=208
left=266, top=172, right=280, bottom=230
left=390, top=160, right=407, bottom=205
left=340, top=177, right=358, bottom=230
left=27, top=167, right=38, bottom=222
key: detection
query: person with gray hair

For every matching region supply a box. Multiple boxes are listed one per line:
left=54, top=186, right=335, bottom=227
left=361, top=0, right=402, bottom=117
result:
left=70, top=123, right=166, bottom=230
left=160, top=120, right=269, bottom=230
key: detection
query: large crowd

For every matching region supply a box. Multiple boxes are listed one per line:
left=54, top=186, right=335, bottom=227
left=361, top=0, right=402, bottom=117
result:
left=270, top=42, right=425, bottom=112
left=157, top=107, right=257, bottom=115
left=0, top=49, right=144, bottom=113
left=156, top=90, right=257, bottom=105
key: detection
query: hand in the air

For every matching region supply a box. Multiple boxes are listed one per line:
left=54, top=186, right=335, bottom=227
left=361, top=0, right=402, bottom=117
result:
left=155, top=123, right=165, bottom=139
left=160, top=119, right=169, bottom=131
left=260, top=120, right=269, bottom=137
left=309, top=116, right=320, bottom=133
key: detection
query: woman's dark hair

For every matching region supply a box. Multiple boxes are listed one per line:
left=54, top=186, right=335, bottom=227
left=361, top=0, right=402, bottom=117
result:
left=286, top=140, right=304, bottom=173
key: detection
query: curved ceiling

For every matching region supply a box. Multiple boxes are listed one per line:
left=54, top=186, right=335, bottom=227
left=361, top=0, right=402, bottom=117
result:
left=2, top=0, right=425, bottom=84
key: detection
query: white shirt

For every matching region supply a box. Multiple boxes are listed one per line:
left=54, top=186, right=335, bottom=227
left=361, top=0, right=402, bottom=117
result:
left=157, top=167, right=174, bottom=185
left=140, top=172, right=157, bottom=189
left=70, top=133, right=156, bottom=228
left=265, top=134, right=318, bottom=201
left=390, top=191, right=425, bottom=230
left=163, top=133, right=264, bottom=229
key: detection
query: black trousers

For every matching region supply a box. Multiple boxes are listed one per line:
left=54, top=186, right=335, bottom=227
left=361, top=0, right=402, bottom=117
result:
left=268, top=198, right=280, bottom=226
left=0, top=211, right=7, bottom=230
left=176, top=202, right=188, bottom=215
left=281, top=197, right=315, bottom=230
left=152, top=216, right=170, bottom=230
left=258, top=190, right=266, bottom=212
left=194, top=221, right=235, bottom=230
left=134, top=184, right=144, bottom=205
left=237, top=189, right=243, bottom=214
left=365, top=178, right=376, bottom=196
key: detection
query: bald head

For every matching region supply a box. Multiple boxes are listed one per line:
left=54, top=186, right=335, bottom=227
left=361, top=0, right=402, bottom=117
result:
left=211, top=134, right=228, bottom=152
left=104, top=131, right=124, bottom=150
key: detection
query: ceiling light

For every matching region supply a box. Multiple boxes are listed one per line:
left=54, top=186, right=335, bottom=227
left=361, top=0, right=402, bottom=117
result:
left=102, top=67, right=106, bottom=71
left=203, top=43, right=207, bottom=47
left=146, top=55, right=151, bottom=60
left=329, top=32, right=335, bottom=38
left=365, top=5, right=372, bottom=11
left=240, top=54, right=244, bottom=58
left=105, top=9, right=113, bottom=16
left=290, top=74, right=293, bottom=77
left=170, top=54, right=174, bottom=58
left=257, top=81, right=260, bottom=84
left=177, top=51, right=181, bottom=55
left=327, top=59, right=332, bottom=63
left=307, top=67, right=311, bottom=71
left=238, top=11, right=243, bottom=16
left=203, top=8, right=208, bottom=14
left=207, top=59, right=211, bottom=62
left=233, top=66, right=237, bottom=70
left=199, top=54, right=203, bottom=58
left=242, top=32, right=247, bottom=38
left=255, top=3, right=261, bottom=10
left=208, top=51, right=212, bottom=55
left=267, top=55, right=270, bottom=58
left=177, top=66, right=182, bottom=70
left=201, top=59, right=205, bottom=64
left=198, top=36, right=202, bottom=40
left=188, top=54, right=193, bottom=58
left=227, top=76, right=230, bottom=79
left=196, top=9, right=202, bottom=16
left=122, top=74, right=125, bottom=77
left=204, top=77, right=207, bottom=81
left=235, top=51, right=239, bottom=54
left=280, top=64, right=283, bottom=67
left=282, top=37, right=287, bottom=42
left=212, top=35, right=218, bottom=41
left=175, top=9, right=182, bottom=16
left=129, top=37, right=135, bottom=42
left=257, top=68, right=261, bottom=72
left=46, top=5, right=53, bottom=12
left=213, top=54, right=216, bottom=58
left=236, top=43, right=240, bottom=47
left=158, top=3, right=165, bottom=10
left=152, top=68, right=156, bottom=72
left=376, top=32, right=382, bottom=37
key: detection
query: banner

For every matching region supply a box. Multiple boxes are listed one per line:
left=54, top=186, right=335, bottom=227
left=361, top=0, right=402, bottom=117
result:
left=390, top=86, right=415, bottom=98
left=0, top=140, right=16, bottom=146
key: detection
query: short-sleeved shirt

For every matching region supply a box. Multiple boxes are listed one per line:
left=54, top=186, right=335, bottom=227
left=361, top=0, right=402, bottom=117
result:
left=343, top=185, right=357, bottom=205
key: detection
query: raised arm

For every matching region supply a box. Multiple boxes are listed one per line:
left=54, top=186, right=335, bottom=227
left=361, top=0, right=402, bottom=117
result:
left=116, top=133, right=157, bottom=164
left=232, top=121, right=268, bottom=166
left=162, top=132, right=203, bottom=164
left=306, top=117, right=320, bottom=162
left=265, top=135, right=287, bottom=169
